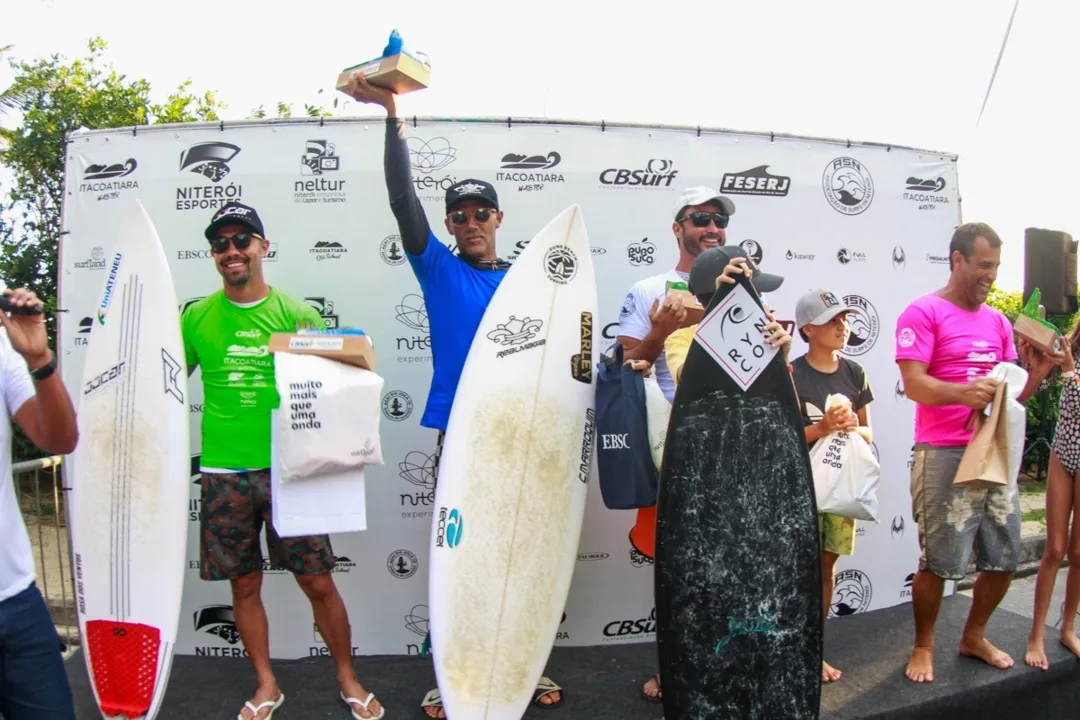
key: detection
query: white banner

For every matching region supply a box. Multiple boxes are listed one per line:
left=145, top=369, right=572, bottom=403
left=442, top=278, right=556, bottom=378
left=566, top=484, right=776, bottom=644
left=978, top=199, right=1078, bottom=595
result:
left=57, top=117, right=960, bottom=659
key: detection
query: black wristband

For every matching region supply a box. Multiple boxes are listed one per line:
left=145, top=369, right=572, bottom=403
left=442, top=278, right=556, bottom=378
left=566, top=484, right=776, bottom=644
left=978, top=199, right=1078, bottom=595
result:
left=30, top=357, right=56, bottom=382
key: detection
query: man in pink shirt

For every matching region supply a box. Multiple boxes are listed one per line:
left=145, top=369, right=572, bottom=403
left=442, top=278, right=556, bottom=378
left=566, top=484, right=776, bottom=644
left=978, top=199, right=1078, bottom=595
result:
left=895, top=222, right=1062, bottom=684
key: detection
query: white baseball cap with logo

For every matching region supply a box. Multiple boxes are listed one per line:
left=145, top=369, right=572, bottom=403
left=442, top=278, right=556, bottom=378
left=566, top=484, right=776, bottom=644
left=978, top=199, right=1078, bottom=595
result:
left=672, top=186, right=736, bottom=221
left=795, top=289, right=852, bottom=330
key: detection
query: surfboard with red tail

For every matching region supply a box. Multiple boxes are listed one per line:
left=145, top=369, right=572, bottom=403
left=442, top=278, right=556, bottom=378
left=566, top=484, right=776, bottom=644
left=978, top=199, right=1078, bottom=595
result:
left=68, top=200, right=189, bottom=719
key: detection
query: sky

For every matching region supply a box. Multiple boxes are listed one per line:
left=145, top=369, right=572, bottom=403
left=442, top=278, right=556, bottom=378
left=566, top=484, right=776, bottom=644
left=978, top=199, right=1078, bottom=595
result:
left=4, top=0, right=1079, bottom=293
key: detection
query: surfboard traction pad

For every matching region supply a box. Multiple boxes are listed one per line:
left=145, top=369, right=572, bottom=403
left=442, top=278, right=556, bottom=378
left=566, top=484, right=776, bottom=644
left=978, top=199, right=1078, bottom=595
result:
left=655, top=273, right=824, bottom=719
left=85, top=619, right=161, bottom=718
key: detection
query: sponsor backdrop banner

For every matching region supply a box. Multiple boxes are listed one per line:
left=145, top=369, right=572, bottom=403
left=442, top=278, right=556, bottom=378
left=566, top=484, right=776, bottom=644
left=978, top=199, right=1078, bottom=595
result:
left=58, top=118, right=960, bottom=659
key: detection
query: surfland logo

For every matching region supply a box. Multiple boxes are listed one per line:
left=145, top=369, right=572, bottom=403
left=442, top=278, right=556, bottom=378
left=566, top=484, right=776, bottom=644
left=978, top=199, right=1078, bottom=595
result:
left=74, top=246, right=107, bottom=272
left=176, top=141, right=243, bottom=212
left=80, top=158, right=138, bottom=201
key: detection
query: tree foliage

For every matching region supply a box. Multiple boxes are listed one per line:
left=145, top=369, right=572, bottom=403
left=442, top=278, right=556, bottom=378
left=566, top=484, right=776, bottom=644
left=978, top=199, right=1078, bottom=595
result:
left=0, top=37, right=334, bottom=461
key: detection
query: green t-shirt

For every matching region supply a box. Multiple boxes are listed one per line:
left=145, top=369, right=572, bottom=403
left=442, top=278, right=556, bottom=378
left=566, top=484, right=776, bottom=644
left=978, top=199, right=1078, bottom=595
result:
left=181, top=288, right=325, bottom=470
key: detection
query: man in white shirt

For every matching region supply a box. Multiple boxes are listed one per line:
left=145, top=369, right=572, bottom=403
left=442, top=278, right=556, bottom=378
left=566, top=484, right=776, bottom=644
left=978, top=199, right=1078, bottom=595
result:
left=0, top=285, right=80, bottom=719
left=614, top=186, right=740, bottom=705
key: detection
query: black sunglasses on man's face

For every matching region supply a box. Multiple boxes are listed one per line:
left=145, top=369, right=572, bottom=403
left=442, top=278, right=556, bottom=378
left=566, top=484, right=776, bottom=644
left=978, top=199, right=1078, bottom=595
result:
left=209, top=232, right=259, bottom=254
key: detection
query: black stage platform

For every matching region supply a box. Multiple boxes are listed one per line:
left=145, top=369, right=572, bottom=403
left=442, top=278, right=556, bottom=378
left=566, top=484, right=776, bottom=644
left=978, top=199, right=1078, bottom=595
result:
left=65, top=595, right=1080, bottom=719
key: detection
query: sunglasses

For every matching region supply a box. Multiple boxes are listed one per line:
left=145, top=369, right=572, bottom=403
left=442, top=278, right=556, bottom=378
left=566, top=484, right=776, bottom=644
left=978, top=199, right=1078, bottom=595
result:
left=449, top=208, right=497, bottom=226
left=679, top=211, right=729, bottom=229
left=209, top=232, right=260, bottom=254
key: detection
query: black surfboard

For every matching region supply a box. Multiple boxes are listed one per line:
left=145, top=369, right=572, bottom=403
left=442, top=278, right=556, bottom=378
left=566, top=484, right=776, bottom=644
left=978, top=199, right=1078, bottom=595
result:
left=654, top=270, right=822, bottom=719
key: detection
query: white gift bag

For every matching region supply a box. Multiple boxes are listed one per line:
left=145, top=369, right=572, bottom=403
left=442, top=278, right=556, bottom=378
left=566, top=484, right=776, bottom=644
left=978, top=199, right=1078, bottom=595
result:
left=273, top=352, right=385, bottom=482
left=642, top=371, right=671, bottom=471
left=808, top=394, right=881, bottom=522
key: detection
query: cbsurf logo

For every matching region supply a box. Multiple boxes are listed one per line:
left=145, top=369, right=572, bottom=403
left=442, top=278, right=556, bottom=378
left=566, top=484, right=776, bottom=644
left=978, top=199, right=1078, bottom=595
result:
left=599, top=159, right=678, bottom=189
left=96, top=252, right=123, bottom=325
left=602, top=608, right=656, bottom=641
left=435, top=507, right=464, bottom=549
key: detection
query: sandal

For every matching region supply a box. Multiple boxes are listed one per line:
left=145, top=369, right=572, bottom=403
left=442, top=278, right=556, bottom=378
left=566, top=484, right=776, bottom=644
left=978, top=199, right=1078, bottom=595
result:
left=643, top=673, right=662, bottom=704
left=532, top=677, right=564, bottom=710
left=420, top=689, right=445, bottom=718
left=237, top=693, right=284, bottom=720
left=341, top=690, right=385, bottom=719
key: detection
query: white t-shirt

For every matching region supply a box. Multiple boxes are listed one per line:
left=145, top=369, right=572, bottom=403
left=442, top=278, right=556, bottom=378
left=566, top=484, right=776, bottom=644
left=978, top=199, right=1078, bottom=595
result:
left=615, top=269, right=688, bottom=403
left=0, top=334, right=38, bottom=603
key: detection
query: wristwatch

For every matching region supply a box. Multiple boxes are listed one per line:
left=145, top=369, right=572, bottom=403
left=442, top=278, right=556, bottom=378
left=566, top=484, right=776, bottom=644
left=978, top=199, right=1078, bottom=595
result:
left=29, top=356, right=56, bottom=382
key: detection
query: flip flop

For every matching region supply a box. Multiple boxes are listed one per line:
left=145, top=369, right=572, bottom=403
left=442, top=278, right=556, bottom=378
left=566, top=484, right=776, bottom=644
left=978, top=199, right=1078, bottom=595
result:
left=532, top=677, right=564, bottom=710
left=341, top=690, right=386, bottom=719
left=237, top=693, right=284, bottom=720
left=420, top=688, right=444, bottom=718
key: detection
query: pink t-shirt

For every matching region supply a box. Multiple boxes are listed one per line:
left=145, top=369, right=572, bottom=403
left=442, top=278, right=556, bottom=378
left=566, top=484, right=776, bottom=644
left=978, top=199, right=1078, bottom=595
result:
left=895, top=293, right=1018, bottom=446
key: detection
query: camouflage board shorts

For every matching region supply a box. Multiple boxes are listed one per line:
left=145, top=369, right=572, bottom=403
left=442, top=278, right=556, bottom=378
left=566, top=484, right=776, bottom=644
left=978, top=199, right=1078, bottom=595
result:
left=910, top=443, right=1021, bottom=581
left=199, top=469, right=336, bottom=581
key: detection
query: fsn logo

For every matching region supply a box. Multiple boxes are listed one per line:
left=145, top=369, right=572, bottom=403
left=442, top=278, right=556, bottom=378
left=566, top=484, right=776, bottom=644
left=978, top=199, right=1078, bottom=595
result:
left=435, top=507, right=464, bottom=548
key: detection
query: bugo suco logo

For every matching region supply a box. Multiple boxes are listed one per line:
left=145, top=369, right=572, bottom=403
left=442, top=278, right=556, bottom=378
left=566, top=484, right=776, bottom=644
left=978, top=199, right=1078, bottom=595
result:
left=544, top=245, right=578, bottom=285
left=295, top=139, right=347, bottom=205
left=380, top=235, right=406, bottom=266
left=80, top=158, right=138, bottom=202
left=408, top=137, right=458, bottom=203
left=599, top=159, right=678, bottom=189
left=822, top=157, right=874, bottom=216
left=602, top=607, right=656, bottom=641
left=497, top=151, right=564, bottom=192
left=830, top=569, right=873, bottom=616
left=627, top=238, right=655, bottom=267
left=839, top=295, right=879, bottom=358
left=176, top=141, right=242, bottom=212
left=435, top=507, right=464, bottom=549
left=394, top=293, right=431, bottom=361
left=382, top=390, right=414, bottom=421
left=903, top=175, right=949, bottom=211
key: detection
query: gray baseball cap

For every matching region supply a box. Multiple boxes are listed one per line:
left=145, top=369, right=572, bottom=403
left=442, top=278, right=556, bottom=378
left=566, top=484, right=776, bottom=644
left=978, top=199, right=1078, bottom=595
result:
left=688, top=245, right=785, bottom=298
left=795, top=289, right=852, bottom=329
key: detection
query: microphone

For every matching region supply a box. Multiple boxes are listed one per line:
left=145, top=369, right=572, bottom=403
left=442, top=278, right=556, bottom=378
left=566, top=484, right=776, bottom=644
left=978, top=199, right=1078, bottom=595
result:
left=0, top=282, right=45, bottom=315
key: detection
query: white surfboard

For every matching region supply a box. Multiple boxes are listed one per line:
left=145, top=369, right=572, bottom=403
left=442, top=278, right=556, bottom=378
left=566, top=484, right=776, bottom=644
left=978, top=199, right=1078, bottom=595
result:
left=69, top=200, right=189, bottom=720
left=428, top=205, right=598, bottom=720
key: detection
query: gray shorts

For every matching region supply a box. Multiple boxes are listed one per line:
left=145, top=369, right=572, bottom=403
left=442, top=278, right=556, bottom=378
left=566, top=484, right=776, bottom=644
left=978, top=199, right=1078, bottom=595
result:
left=910, top=443, right=1022, bottom=581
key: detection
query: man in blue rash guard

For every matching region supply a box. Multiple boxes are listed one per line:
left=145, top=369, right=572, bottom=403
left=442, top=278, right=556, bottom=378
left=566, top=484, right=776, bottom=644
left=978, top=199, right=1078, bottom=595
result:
left=342, top=72, right=566, bottom=720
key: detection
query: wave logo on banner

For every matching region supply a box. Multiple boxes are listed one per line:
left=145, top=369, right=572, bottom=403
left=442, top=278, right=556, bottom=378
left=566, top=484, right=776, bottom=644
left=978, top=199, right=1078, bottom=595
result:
left=822, top=156, right=874, bottom=216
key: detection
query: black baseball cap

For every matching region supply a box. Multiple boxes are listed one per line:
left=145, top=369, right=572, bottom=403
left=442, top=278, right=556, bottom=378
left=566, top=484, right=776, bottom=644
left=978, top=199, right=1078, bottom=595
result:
left=204, top=201, right=265, bottom=241
left=689, top=245, right=785, bottom=299
left=445, top=179, right=499, bottom=214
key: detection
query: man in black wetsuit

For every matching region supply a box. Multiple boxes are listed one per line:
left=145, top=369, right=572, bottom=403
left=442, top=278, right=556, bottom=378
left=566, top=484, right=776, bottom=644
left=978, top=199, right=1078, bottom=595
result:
left=342, top=71, right=566, bottom=720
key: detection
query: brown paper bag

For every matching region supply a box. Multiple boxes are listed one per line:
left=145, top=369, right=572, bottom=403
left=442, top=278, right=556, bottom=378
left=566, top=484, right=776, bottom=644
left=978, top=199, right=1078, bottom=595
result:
left=953, top=381, right=1010, bottom=489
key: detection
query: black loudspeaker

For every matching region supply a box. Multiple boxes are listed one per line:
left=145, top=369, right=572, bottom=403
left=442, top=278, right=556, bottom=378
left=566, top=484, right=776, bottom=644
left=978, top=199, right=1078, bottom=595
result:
left=1024, top=227, right=1077, bottom=315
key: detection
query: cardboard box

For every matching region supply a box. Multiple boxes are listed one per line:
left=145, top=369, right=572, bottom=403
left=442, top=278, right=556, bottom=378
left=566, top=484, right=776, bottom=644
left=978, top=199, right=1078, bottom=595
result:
left=336, top=52, right=430, bottom=95
left=1014, top=313, right=1061, bottom=355
left=666, top=289, right=704, bottom=327
left=270, top=332, right=376, bottom=372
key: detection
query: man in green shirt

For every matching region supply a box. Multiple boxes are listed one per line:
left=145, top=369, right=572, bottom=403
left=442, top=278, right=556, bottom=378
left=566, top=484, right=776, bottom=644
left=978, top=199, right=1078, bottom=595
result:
left=182, top=202, right=385, bottom=720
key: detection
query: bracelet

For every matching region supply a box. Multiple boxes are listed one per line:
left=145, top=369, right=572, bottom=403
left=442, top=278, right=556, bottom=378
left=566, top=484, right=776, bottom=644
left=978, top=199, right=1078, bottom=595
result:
left=1064, top=370, right=1077, bottom=379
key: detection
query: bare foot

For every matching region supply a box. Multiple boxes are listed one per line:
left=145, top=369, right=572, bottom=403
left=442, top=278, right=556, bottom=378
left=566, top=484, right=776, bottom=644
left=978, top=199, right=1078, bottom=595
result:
left=536, top=689, right=562, bottom=706
left=422, top=707, right=444, bottom=719
left=905, top=646, right=934, bottom=683
left=821, top=660, right=842, bottom=683
left=238, top=684, right=283, bottom=720
left=1025, top=636, right=1049, bottom=670
left=340, top=678, right=382, bottom=719
left=959, top=635, right=1014, bottom=670
left=1059, top=630, right=1080, bottom=659
left=643, top=674, right=662, bottom=701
